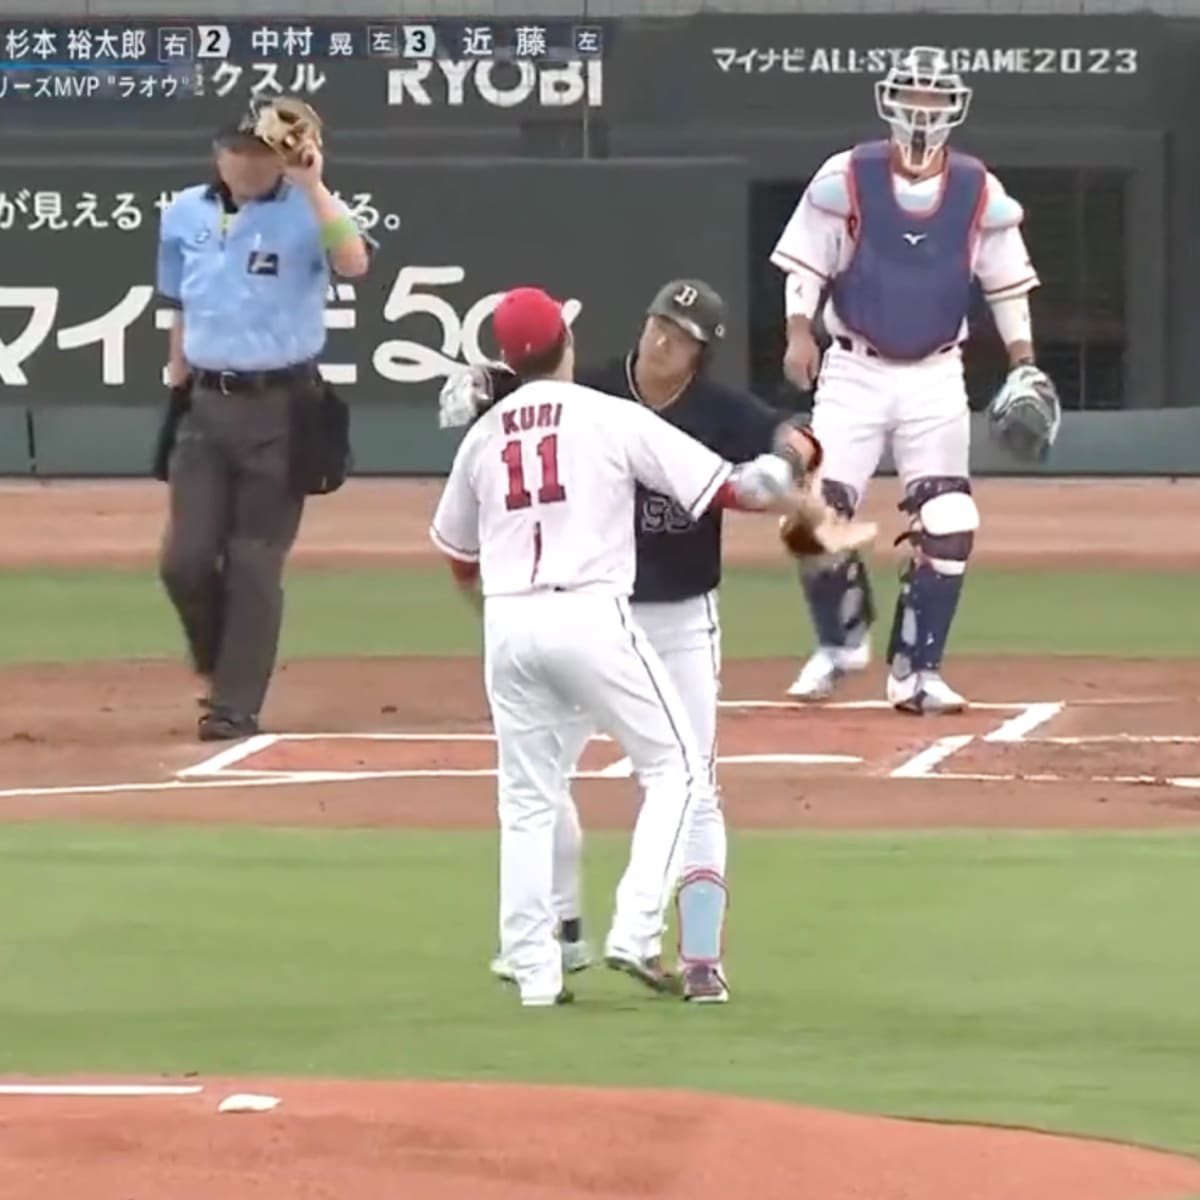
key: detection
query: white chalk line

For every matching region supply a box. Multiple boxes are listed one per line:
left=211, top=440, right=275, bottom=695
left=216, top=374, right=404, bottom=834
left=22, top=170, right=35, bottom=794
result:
left=890, top=735, right=976, bottom=779
left=890, top=700, right=1064, bottom=780
left=983, top=702, right=1065, bottom=743
left=722, top=699, right=1038, bottom=712
left=4, top=1084, right=205, bottom=1098
left=178, top=732, right=278, bottom=778
left=925, top=771, right=1200, bottom=789
left=1028, top=734, right=1200, bottom=745
left=1, top=696, right=1191, bottom=801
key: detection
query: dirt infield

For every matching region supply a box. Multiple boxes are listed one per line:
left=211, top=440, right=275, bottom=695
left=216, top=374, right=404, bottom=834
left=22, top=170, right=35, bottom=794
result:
left=2, top=475, right=1199, bottom=569
left=3, top=1077, right=1200, bottom=1200
left=1, top=478, right=1198, bottom=1197
left=0, top=478, right=1197, bottom=829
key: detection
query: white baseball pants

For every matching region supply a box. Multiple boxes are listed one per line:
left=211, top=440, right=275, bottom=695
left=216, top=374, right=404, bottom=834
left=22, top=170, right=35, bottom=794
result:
left=484, top=592, right=706, bottom=1004
left=552, top=590, right=725, bottom=958
left=813, top=342, right=971, bottom=500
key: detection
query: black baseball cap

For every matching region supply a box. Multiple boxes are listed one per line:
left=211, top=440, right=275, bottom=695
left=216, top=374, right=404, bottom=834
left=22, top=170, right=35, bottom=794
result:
left=213, top=105, right=268, bottom=151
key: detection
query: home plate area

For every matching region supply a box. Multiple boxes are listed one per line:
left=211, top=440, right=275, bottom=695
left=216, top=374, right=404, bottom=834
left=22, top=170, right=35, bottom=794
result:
left=177, top=698, right=1200, bottom=790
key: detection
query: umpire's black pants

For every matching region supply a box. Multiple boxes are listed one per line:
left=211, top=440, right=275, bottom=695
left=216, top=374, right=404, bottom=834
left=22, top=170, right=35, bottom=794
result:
left=159, top=381, right=304, bottom=720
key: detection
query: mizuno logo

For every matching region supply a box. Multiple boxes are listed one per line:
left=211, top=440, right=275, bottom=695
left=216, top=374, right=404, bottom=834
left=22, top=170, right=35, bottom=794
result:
left=903, top=232, right=927, bottom=246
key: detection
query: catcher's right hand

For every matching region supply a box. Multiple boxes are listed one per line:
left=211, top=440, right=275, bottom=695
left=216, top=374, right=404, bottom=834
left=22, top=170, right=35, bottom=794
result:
left=778, top=485, right=878, bottom=560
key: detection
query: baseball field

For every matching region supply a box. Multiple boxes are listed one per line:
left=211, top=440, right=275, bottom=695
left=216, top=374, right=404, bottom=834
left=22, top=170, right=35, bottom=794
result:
left=0, top=475, right=1198, bottom=1199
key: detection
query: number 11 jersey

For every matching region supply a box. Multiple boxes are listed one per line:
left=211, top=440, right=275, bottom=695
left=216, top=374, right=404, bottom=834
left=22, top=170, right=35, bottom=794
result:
left=430, top=379, right=732, bottom=598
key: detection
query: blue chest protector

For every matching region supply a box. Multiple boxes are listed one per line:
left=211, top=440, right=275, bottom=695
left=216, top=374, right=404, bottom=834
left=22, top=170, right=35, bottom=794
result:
left=829, top=140, right=986, bottom=360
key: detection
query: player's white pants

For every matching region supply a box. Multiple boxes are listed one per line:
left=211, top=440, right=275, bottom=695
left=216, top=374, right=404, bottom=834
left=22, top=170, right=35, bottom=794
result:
left=484, top=592, right=706, bottom=1004
left=813, top=341, right=970, bottom=499
left=553, top=591, right=725, bottom=957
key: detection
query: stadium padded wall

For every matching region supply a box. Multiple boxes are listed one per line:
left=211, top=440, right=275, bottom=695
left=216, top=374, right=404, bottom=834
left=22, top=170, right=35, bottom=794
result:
left=4, top=407, right=1199, bottom=479
left=4, top=14, right=1200, bottom=475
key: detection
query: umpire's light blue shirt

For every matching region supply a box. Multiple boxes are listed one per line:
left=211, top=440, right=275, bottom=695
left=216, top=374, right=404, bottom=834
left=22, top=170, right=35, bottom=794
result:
left=156, top=180, right=328, bottom=372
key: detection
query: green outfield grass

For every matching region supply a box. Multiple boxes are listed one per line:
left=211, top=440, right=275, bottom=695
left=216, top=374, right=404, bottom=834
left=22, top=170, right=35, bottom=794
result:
left=0, top=563, right=1195, bottom=663
left=0, top=824, right=1197, bottom=1153
left=1, top=559, right=1197, bottom=1156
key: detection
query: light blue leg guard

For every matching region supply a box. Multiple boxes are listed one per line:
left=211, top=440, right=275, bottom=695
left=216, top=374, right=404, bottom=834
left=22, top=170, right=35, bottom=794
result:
left=675, top=868, right=728, bottom=967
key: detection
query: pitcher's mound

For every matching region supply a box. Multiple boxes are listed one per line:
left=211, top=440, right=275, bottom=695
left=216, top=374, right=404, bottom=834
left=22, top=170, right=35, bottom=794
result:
left=2, top=1078, right=1199, bottom=1200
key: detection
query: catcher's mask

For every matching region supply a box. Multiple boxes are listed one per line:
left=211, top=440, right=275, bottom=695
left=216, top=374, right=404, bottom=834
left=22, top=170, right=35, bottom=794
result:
left=875, top=46, right=971, bottom=173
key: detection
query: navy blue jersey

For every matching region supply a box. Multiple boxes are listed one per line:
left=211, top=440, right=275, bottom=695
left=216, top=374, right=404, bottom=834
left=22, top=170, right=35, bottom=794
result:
left=578, top=355, right=783, bottom=603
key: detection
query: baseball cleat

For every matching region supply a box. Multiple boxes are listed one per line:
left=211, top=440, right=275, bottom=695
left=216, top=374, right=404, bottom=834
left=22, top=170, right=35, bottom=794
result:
left=490, top=939, right=594, bottom=984
left=604, top=948, right=683, bottom=995
left=522, top=988, right=575, bottom=1008
left=787, top=642, right=871, bottom=700
left=197, top=708, right=259, bottom=742
left=682, top=964, right=730, bottom=1004
left=561, top=939, right=594, bottom=974
left=887, top=671, right=967, bottom=715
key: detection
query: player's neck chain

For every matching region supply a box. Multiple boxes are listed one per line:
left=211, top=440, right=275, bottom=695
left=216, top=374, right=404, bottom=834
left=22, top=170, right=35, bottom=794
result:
left=626, top=354, right=692, bottom=412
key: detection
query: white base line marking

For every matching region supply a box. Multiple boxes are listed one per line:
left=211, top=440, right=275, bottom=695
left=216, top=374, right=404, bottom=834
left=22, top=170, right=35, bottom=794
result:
left=1031, top=735, right=1200, bottom=745
left=233, top=732, right=619, bottom=744
left=720, top=699, right=1034, bottom=712
left=597, top=757, right=632, bottom=779
left=890, top=735, right=975, bottom=779
left=0, top=775, right=351, bottom=801
left=983, top=702, right=1065, bottom=743
left=0, top=1084, right=204, bottom=1097
left=178, top=733, right=279, bottom=778
left=889, top=701, right=1065, bottom=779
left=718, top=697, right=1175, bottom=711
left=926, top=771, right=1200, bottom=789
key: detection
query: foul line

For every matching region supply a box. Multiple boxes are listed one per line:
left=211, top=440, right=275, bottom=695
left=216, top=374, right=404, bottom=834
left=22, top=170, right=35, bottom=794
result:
left=179, top=732, right=278, bottom=778
left=983, top=702, right=1065, bottom=743
left=927, top=771, right=1200, bottom=790
left=890, top=735, right=975, bottom=779
left=890, top=701, right=1064, bottom=780
left=0, top=1084, right=204, bottom=1097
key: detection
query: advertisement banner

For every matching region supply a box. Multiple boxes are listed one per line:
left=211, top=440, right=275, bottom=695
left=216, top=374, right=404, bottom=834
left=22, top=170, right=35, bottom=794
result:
left=0, top=160, right=746, bottom=408
left=601, top=14, right=1168, bottom=128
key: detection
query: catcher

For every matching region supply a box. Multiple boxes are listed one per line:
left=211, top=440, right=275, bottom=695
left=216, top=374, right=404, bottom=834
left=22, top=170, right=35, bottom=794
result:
left=440, top=279, right=876, bottom=1003
left=154, top=95, right=366, bottom=740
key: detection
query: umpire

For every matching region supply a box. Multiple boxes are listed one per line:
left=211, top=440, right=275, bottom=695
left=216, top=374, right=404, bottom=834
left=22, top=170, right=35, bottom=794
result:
left=154, top=98, right=368, bottom=740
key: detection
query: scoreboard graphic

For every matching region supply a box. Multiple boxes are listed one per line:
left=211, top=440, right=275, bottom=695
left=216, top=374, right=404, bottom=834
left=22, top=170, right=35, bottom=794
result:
left=0, top=20, right=607, bottom=105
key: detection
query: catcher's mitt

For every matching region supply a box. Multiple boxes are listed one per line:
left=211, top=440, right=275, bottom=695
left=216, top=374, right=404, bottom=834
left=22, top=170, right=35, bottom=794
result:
left=253, top=96, right=323, bottom=166
left=778, top=487, right=878, bottom=560
left=438, top=362, right=522, bottom=429
left=987, top=363, right=1061, bottom=464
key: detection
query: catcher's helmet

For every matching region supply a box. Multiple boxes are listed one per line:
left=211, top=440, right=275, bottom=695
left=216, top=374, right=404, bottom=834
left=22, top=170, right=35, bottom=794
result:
left=646, top=279, right=726, bottom=346
left=875, top=46, right=971, bottom=173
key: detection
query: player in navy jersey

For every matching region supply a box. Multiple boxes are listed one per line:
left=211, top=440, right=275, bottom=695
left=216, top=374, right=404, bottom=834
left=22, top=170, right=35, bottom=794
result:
left=490, top=278, right=821, bottom=1003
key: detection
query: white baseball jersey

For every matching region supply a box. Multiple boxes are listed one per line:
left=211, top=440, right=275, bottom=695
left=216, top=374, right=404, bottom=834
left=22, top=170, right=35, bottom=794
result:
left=429, top=380, right=732, bottom=598
left=771, top=149, right=1040, bottom=341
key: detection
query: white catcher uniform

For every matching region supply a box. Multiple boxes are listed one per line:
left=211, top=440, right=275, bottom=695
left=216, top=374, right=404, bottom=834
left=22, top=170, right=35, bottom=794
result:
left=430, top=370, right=788, bottom=1006
left=771, top=46, right=1042, bottom=714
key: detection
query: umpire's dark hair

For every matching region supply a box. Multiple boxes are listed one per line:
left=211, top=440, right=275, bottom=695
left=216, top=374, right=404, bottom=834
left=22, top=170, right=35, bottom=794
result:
left=513, top=329, right=570, bottom=383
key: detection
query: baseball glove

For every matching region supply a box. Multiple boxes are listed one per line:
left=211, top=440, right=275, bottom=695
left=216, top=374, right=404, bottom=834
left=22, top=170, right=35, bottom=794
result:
left=987, top=363, right=1062, bottom=464
left=778, top=486, right=878, bottom=559
left=438, top=362, right=521, bottom=429
left=254, top=96, right=323, bottom=166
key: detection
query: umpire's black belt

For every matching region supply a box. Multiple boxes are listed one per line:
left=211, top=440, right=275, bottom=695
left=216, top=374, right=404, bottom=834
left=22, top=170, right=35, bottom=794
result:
left=195, top=363, right=316, bottom=395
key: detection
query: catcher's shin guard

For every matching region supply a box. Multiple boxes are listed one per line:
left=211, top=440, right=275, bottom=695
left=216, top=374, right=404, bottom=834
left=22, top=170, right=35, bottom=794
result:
left=676, top=868, right=728, bottom=969
left=886, top=479, right=978, bottom=676
left=798, top=480, right=874, bottom=649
